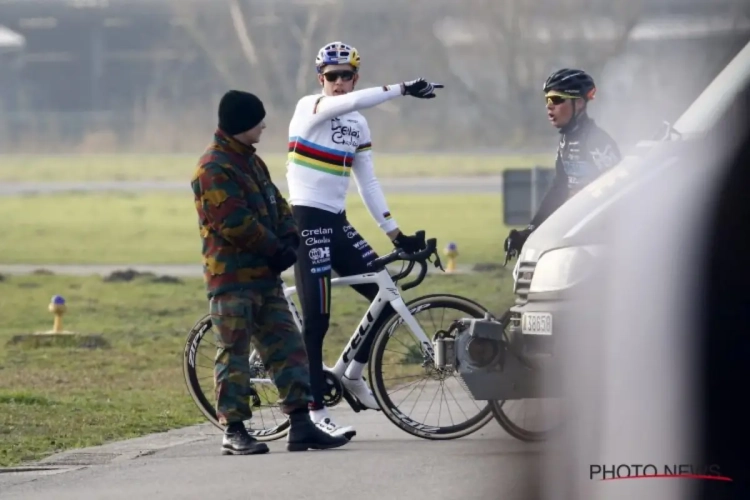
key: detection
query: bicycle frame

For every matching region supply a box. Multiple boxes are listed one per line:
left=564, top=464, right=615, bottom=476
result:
left=247, top=268, right=436, bottom=383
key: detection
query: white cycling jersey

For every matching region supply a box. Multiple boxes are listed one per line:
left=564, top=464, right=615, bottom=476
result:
left=286, top=84, right=405, bottom=234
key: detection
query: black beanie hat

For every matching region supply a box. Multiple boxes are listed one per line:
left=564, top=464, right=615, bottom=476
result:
left=218, top=90, right=266, bottom=135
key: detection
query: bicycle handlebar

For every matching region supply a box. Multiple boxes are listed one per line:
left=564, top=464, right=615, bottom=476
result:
left=390, top=260, right=415, bottom=282
left=368, top=230, right=445, bottom=291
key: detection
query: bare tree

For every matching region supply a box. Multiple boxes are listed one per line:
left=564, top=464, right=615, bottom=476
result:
left=169, top=1, right=240, bottom=89
left=20, top=0, right=732, bottom=153
left=167, top=0, right=348, bottom=113
left=432, top=0, right=645, bottom=145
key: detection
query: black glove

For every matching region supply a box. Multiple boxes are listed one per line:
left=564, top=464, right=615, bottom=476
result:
left=392, top=231, right=425, bottom=254
left=504, top=227, right=532, bottom=256
left=402, top=78, right=444, bottom=99
left=280, top=233, right=300, bottom=251
left=267, top=246, right=298, bottom=275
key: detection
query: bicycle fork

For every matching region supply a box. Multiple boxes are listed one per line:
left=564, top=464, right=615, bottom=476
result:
left=390, top=297, right=437, bottom=362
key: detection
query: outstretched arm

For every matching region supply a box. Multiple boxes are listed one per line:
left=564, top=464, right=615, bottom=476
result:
left=351, top=122, right=400, bottom=237
left=307, top=84, right=404, bottom=129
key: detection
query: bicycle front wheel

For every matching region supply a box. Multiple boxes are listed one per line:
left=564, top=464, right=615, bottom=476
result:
left=368, top=294, right=495, bottom=440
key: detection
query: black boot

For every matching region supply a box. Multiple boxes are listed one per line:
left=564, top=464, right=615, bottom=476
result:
left=221, top=422, right=270, bottom=455
left=286, top=411, right=350, bottom=452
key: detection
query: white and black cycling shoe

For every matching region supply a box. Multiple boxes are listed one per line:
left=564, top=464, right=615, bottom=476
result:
left=314, top=416, right=356, bottom=440
left=342, top=375, right=380, bottom=410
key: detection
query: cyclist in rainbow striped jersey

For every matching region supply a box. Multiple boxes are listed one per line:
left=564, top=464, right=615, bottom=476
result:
left=285, top=41, right=443, bottom=438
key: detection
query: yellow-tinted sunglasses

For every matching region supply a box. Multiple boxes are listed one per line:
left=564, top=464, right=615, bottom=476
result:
left=545, top=91, right=580, bottom=105
left=545, top=87, right=596, bottom=104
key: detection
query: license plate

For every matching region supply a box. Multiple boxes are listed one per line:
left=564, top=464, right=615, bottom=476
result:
left=521, top=312, right=553, bottom=335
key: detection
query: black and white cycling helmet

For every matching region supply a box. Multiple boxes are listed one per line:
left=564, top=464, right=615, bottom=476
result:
left=543, top=68, right=597, bottom=101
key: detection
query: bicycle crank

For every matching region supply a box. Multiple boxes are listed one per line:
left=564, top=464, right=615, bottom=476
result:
left=321, top=369, right=345, bottom=407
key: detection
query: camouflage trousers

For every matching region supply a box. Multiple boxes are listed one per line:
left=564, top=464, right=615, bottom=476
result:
left=209, top=286, right=313, bottom=426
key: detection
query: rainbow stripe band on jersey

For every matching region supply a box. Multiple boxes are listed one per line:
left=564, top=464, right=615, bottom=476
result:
left=288, top=136, right=354, bottom=176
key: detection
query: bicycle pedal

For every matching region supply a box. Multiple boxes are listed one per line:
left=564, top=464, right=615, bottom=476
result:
left=342, top=391, right=363, bottom=413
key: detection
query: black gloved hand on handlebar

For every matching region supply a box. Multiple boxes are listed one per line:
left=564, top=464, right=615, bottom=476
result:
left=504, top=227, right=533, bottom=256
left=392, top=231, right=425, bottom=255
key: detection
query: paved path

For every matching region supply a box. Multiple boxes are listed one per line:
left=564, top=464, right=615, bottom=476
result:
left=0, top=406, right=545, bottom=500
left=0, top=262, right=496, bottom=278
left=0, top=176, right=503, bottom=196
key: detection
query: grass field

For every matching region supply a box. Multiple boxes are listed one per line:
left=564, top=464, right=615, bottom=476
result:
left=0, top=153, right=552, bottom=182
left=0, top=192, right=510, bottom=265
left=0, top=271, right=515, bottom=467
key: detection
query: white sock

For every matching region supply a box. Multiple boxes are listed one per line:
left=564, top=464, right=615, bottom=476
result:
left=310, top=408, right=329, bottom=423
left=345, top=361, right=366, bottom=380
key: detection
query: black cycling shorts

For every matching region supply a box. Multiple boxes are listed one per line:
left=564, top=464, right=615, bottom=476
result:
left=291, top=204, right=381, bottom=320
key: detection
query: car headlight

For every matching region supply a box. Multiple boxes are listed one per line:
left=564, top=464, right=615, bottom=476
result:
left=529, top=246, right=599, bottom=293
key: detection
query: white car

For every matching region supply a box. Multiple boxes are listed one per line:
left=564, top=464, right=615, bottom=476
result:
left=510, top=39, right=750, bottom=366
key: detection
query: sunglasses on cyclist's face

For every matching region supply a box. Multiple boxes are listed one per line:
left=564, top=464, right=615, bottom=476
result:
left=546, top=95, right=579, bottom=106
left=323, top=70, right=356, bottom=82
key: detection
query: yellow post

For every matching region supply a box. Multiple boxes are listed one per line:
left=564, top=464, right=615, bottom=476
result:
left=48, top=295, right=67, bottom=334
left=444, top=242, right=458, bottom=273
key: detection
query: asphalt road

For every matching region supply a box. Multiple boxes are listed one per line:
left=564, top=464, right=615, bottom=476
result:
left=0, top=406, right=545, bottom=500
left=0, top=176, right=503, bottom=196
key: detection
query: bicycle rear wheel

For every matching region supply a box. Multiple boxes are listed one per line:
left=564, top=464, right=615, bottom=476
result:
left=182, top=314, right=290, bottom=441
left=368, top=294, right=494, bottom=440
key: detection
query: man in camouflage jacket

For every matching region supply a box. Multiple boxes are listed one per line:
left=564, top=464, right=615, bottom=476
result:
left=191, top=90, right=349, bottom=455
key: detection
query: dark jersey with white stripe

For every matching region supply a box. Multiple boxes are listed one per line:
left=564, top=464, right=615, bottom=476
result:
left=530, top=114, right=621, bottom=229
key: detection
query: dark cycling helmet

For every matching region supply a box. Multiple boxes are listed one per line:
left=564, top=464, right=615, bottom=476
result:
left=543, top=68, right=597, bottom=101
